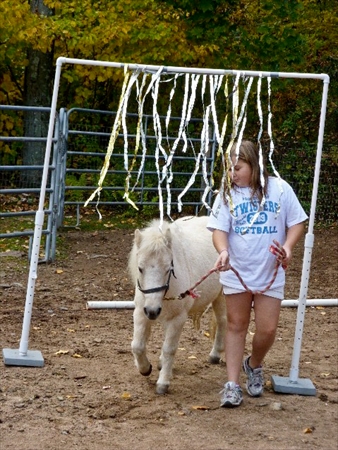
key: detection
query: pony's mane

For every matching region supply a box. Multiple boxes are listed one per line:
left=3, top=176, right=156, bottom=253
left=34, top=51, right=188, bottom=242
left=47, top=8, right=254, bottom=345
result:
left=139, top=220, right=171, bottom=255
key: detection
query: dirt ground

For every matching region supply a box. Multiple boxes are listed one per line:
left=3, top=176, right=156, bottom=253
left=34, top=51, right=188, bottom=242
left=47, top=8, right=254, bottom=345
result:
left=0, top=223, right=337, bottom=450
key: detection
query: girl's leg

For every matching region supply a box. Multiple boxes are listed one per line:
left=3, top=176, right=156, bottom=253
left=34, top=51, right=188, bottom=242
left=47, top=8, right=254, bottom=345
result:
left=225, top=292, right=253, bottom=383
left=249, top=294, right=282, bottom=368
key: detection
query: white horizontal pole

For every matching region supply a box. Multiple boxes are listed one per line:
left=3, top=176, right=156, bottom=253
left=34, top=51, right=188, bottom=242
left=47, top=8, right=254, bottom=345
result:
left=58, top=57, right=329, bottom=82
left=86, top=299, right=338, bottom=310
left=86, top=301, right=135, bottom=309
left=282, top=299, right=338, bottom=307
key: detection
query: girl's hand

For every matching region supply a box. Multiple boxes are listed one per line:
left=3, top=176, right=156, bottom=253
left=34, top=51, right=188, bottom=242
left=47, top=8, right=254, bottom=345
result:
left=269, top=240, right=288, bottom=270
left=215, top=249, right=230, bottom=272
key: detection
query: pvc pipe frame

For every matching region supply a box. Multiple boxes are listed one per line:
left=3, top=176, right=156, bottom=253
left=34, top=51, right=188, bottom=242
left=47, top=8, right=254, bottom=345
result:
left=15, top=57, right=331, bottom=380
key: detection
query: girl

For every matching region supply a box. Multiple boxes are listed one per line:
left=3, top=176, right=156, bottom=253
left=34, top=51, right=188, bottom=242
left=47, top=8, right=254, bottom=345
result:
left=207, top=140, right=308, bottom=407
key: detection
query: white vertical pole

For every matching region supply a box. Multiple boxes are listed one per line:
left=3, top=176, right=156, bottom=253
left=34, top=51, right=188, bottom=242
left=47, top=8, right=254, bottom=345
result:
left=289, top=75, right=330, bottom=382
left=3, top=58, right=64, bottom=365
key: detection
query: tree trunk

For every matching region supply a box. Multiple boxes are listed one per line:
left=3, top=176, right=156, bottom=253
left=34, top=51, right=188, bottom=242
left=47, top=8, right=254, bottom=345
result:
left=22, top=0, right=54, bottom=188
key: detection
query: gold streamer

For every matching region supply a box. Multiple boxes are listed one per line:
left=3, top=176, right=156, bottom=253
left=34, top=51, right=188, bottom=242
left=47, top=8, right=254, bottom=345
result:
left=84, top=66, right=131, bottom=208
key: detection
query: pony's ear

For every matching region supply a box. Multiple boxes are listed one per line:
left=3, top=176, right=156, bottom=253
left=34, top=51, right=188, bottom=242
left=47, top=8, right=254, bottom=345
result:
left=134, top=229, right=142, bottom=248
left=165, top=228, right=172, bottom=248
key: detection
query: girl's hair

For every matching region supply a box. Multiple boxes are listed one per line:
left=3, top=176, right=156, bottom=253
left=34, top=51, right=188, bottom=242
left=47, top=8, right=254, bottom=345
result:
left=222, top=140, right=269, bottom=204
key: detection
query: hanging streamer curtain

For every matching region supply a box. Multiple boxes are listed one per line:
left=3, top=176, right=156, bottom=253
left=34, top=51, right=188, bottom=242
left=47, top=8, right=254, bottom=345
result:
left=85, top=70, right=280, bottom=228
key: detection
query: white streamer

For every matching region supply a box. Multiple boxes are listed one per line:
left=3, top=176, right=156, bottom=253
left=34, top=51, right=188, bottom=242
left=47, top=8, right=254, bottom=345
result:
left=267, top=76, right=283, bottom=215
left=124, top=67, right=164, bottom=208
left=209, top=75, right=224, bottom=144
left=164, top=74, right=180, bottom=218
left=178, top=80, right=215, bottom=213
left=152, top=74, right=167, bottom=227
left=222, top=74, right=253, bottom=214
left=88, top=69, right=280, bottom=225
left=170, top=74, right=190, bottom=154
left=198, top=75, right=224, bottom=212
left=84, top=66, right=132, bottom=210
left=165, top=74, right=200, bottom=216
left=241, top=75, right=266, bottom=234
left=257, top=74, right=266, bottom=193
left=211, top=77, right=229, bottom=196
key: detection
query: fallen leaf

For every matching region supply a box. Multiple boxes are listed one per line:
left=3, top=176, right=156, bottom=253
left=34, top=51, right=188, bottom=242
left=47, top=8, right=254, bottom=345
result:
left=102, top=385, right=111, bottom=390
left=204, top=332, right=210, bottom=337
left=303, top=427, right=315, bottom=434
left=192, top=405, right=209, bottom=411
left=121, top=392, right=131, bottom=400
left=188, top=355, right=197, bottom=359
left=67, top=328, right=75, bottom=333
left=72, top=353, right=83, bottom=358
left=270, top=402, right=283, bottom=411
left=54, top=350, right=69, bottom=356
left=56, top=269, right=64, bottom=274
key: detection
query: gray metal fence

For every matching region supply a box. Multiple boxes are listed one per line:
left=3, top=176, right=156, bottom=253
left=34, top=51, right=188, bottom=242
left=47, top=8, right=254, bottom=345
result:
left=0, top=105, right=63, bottom=262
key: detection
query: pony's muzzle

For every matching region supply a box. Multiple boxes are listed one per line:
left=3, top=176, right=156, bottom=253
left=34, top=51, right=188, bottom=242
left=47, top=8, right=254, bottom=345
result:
left=144, top=306, right=162, bottom=320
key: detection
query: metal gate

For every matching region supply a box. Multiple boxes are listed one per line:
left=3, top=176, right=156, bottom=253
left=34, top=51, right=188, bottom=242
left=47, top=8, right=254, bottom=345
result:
left=0, top=105, right=65, bottom=262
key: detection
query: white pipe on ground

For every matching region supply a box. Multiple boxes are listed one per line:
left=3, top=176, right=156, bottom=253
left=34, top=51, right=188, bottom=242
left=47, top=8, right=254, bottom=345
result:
left=282, top=299, right=338, bottom=307
left=86, top=301, right=135, bottom=309
left=86, top=299, right=338, bottom=309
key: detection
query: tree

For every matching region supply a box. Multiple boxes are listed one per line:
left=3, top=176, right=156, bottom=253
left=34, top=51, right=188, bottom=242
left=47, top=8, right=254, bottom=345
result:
left=159, top=0, right=337, bottom=142
left=22, top=0, right=55, bottom=187
left=0, top=0, right=337, bottom=144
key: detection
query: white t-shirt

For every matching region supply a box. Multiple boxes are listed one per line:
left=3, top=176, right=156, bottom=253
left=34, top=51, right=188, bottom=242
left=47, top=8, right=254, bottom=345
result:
left=207, top=177, right=308, bottom=291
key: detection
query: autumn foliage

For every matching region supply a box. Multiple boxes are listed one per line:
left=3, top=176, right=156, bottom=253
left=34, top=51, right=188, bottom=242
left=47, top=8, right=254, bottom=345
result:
left=0, top=0, right=337, bottom=141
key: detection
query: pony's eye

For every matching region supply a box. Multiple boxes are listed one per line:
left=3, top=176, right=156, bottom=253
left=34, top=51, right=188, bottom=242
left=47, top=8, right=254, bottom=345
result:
left=138, top=267, right=143, bottom=274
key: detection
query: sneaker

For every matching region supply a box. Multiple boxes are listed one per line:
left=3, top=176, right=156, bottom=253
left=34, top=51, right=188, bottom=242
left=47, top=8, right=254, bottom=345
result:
left=220, top=381, right=243, bottom=408
left=243, top=356, right=264, bottom=397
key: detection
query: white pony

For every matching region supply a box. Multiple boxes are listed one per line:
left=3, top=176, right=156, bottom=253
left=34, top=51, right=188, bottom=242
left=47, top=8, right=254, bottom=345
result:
left=128, top=216, right=226, bottom=394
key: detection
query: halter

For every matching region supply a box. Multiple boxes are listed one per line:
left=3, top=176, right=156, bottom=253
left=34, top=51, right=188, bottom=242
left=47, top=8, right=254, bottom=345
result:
left=137, top=261, right=176, bottom=296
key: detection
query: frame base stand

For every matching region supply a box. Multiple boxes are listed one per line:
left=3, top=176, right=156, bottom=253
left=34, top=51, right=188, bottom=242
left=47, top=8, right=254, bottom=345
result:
left=3, top=348, right=44, bottom=367
left=271, top=375, right=316, bottom=396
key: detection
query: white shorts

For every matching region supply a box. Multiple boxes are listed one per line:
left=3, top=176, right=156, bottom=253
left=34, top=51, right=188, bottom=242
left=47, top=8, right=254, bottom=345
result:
left=222, top=286, right=284, bottom=300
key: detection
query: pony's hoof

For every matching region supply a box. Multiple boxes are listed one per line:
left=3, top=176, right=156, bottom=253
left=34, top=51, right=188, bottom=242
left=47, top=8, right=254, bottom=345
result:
left=140, top=364, right=152, bottom=376
left=208, top=355, right=220, bottom=364
left=156, top=383, right=169, bottom=395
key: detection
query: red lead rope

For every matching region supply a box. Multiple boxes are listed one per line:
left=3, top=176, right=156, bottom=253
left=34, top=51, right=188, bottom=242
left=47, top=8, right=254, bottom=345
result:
left=178, top=240, right=287, bottom=300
